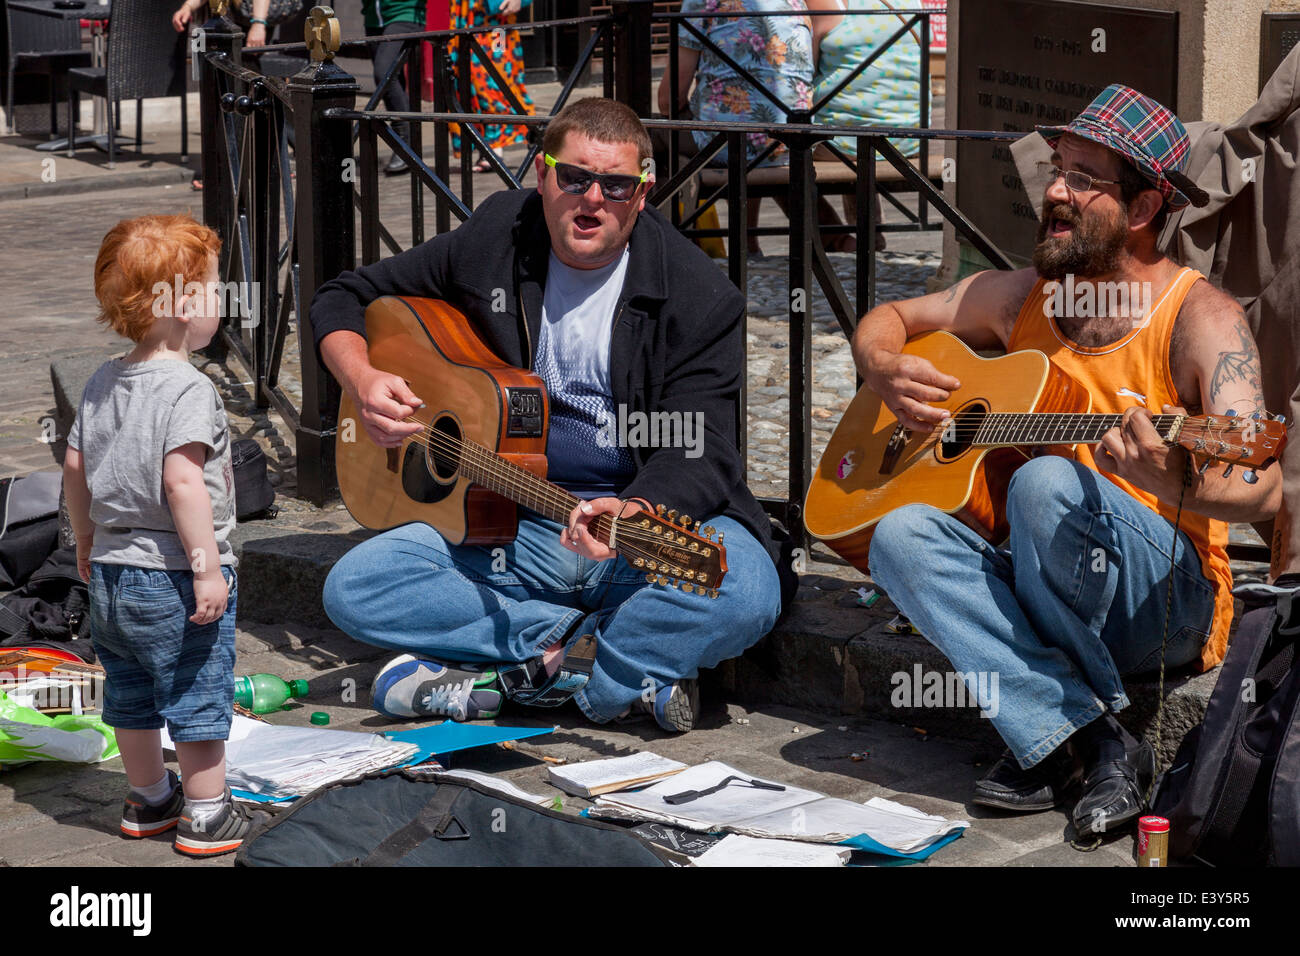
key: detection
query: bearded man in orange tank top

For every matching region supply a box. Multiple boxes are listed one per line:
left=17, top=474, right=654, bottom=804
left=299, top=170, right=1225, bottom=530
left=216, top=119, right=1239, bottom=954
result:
left=852, top=85, right=1282, bottom=838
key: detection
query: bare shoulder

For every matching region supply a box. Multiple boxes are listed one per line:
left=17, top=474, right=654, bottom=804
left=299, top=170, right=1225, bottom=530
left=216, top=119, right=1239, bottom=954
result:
left=956, top=267, right=1040, bottom=343
left=1171, top=278, right=1252, bottom=370
left=1178, top=277, right=1246, bottom=332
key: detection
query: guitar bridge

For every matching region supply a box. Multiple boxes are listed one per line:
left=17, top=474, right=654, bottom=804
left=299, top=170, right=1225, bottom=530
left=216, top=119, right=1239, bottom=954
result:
left=879, top=423, right=910, bottom=475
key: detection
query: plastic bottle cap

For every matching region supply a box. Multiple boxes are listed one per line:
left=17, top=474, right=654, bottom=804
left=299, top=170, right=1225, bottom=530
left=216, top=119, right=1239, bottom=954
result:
left=310, top=712, right=330, bottom=725
left=289, top=679, right=310, bottom=698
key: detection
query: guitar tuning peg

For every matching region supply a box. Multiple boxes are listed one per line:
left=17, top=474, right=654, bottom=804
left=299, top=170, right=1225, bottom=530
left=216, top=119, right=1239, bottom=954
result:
left=644, top=573, right=656, bottom=585
left=1250, top=411, right=1261, bottom=420
left=1225, top=409, right=1238, bottom=417
left=656, top=504, right=666, bottom=516
left=1198, top=459, right=1212, bottom=475
left=667, top=509, right=678, bottom=521
left=680, top=514, right=691, bottom=527
left=1276, top=414, right=1288, bottom=424
left=1242, top=469, right=1259, bottom=484
left=707, top=588, right=719, bottom=600
left=702, top=525, right=715, bottom=538
left=682, top=583, right=695, bottom=594
left=657, top=575, right=669, bottom=586
left=1222, top=463, right=1234, bottom=478
left=717, top=532, right=724, bottom=546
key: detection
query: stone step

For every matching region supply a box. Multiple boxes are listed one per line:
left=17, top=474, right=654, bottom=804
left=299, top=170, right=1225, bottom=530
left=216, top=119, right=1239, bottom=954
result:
left=49, top=354, right=1224, bottom=766
left=229, top=525, right=1218, bottom=766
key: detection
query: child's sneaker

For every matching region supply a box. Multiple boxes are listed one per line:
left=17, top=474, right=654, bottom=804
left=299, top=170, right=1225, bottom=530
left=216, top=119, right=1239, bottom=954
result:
left=120, top=769, right=184, bottom=838
left=174, top=790, right=269, bottom=857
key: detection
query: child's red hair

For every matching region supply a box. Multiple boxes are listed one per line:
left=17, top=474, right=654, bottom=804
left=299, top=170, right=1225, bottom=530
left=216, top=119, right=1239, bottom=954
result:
left=94, top=214, right=222, bottom=342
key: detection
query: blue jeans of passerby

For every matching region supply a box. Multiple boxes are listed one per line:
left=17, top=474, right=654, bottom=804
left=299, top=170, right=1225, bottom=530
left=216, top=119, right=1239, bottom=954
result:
left=323, top=514, right=781, bottom=722
left=868, top=455, right=1215, bottom=769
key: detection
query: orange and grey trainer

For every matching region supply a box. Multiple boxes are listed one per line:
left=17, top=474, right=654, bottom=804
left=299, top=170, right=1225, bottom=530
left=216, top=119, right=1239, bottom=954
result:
left=174, top=790, right=270, bottom=857
left=120, top=770, right=185, bottom=838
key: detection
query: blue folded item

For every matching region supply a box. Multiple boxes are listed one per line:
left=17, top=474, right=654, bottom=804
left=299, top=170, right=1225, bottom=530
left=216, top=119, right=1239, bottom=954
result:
left=385, top=720, right=553, bottom=765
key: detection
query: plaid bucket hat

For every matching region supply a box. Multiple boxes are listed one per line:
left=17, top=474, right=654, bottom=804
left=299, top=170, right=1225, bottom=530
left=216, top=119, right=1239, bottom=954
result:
left=1037, top=83, right=1208, bottom=209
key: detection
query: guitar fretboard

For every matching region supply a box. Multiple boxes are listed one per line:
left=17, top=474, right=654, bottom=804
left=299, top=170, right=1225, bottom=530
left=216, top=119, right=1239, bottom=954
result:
left=963, top=413, right=1183, bottom=447
left=429, top=433, right=617, bottom=542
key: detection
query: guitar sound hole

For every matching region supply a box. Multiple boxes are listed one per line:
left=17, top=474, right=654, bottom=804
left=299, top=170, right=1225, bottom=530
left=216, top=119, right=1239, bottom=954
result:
left=937, top=400, right=988, bottom=463
left=427, top=415, right=462, bottom=481
left=399, top=414, right=461, bottom=504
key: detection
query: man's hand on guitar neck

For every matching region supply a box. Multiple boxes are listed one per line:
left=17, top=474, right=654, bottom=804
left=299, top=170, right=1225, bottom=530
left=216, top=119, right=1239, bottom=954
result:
left=563, top=498, right=646, bottom=562
left=1095, top=404, right=1189, bottom=502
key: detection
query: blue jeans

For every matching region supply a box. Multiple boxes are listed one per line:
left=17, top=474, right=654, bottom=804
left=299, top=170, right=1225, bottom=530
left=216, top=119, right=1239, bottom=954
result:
left=323, top=515, right=781, bottom=722
left=868, top=456, right=1215, bottom=769
left=89, top=563, right=238, bottom=742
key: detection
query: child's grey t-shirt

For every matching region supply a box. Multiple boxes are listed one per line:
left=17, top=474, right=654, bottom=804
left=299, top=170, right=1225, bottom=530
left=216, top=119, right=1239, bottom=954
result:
left=67, top=358, right=237, bottom=569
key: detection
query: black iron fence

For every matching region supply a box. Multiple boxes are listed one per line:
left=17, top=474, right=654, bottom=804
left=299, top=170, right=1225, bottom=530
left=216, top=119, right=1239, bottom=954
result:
left=194, top=2, right=1018, bottom=544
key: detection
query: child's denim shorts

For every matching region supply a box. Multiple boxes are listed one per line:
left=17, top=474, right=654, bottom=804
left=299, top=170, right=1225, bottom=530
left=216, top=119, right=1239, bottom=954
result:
left=88, top=563, right=237, bottom=742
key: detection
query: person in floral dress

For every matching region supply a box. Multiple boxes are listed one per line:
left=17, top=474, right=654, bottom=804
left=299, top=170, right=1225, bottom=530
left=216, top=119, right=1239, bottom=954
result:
left=657, top=0, right=853, bottom=251
left=663, top=0, right=815, bottom=167
left=448, top=0, right=536, bottom=170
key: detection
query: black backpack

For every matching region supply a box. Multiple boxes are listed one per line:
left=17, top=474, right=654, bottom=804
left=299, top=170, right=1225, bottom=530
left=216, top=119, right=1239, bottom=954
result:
left=236, top=768, right=673, bottom=867
left=1151, top=574, right=1300, bottom=865
left=0, top=546, right=95, bottom=663
left=0, top=473, right=61, bottom=591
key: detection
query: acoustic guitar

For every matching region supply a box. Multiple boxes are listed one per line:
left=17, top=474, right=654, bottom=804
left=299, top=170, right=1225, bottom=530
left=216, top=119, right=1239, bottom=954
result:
left=804, top=330, right=1288, bottom=573
left=335, top=296, right=727, bottom=596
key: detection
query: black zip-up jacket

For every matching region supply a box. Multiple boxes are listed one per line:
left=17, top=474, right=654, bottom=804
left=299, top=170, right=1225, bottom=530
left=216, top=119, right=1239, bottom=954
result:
left=311, top=187, right=795, bottom=608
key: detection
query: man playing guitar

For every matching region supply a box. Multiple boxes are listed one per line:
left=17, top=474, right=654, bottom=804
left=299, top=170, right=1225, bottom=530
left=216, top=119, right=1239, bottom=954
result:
left=853, top=86, right=1282, bottom=834
left=310, top=98, right=792, bottom=733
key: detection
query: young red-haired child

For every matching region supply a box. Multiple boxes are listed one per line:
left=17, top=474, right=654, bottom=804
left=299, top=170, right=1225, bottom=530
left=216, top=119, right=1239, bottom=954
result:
left=63, top=214, right=267, bottom=856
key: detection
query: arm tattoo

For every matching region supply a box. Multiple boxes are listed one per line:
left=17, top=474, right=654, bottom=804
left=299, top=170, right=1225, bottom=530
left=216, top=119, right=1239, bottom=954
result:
left=1208, top=313, right=1266, bottom=410
left=942, top=283, right=960, bottom=303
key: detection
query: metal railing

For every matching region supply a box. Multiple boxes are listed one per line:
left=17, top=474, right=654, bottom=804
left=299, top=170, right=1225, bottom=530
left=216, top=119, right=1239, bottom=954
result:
left=194, top=2, right=1022, bottom=545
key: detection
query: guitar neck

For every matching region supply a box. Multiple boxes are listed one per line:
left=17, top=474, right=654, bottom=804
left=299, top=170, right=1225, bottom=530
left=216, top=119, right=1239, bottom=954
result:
left=965, top=413, right=1184, bottom=447
left=450, top=436, right=619, bottom=542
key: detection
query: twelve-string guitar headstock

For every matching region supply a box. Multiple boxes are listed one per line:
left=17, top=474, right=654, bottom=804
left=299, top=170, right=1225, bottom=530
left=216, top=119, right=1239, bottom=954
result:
left=615, top=505, right=728, bottom=597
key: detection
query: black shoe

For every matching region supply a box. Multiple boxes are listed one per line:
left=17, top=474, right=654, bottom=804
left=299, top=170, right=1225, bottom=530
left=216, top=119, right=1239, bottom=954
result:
left=1071, top=738, right=1154, bottom=836
left=972, top=748, right=1079, bottom=812
left=384, top=152, right=409, bottom=176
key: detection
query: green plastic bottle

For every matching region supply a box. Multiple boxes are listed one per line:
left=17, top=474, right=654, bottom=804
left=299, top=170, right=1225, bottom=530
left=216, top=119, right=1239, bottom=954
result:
left=234, top=674, right=309, bottom=714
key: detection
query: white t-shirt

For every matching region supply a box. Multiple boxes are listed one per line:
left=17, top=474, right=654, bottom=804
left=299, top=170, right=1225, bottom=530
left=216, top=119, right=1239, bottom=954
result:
left=534, top=248, right=636, bottom=497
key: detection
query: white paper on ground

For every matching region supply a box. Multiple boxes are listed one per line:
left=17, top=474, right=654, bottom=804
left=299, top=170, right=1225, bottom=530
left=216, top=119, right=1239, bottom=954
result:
left=594, top=760, right=823, bottom=829
left=547, top=752, right=687, bottom=795
left=438, top=768, right=554, bottom=805
left=735, top=796, right=967, bottom=851
left=859, top=796, right=970, bottom=851
left=594, top=761, right=968, bottom=852
left=163, top=715, right=418, bottom=798
left=693, top=834, right=851, bottom=867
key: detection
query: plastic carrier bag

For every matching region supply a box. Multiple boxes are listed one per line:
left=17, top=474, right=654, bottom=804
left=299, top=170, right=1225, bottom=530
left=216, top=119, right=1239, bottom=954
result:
left=0, top=689, right=118, bottom=765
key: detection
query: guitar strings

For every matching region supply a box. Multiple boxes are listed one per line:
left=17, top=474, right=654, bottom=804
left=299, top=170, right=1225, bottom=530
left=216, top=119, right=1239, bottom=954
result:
left=396, top=418, right=718, bottom=565
left=917, top=414, right=1249, bottom=443
left=398, top=419, right=704, bottom=575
